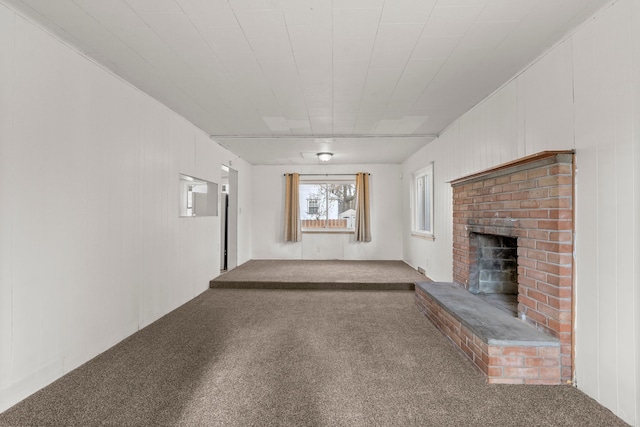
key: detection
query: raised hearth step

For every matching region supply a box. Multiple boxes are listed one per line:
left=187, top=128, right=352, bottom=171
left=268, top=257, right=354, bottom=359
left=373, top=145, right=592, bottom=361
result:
left=415, top=281, right=562, bottom=384
left=416, top=281, right=558, bottom=346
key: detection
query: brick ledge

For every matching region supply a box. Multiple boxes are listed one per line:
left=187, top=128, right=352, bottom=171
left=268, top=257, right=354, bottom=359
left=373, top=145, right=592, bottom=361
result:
left=415, top=281, right=562, bottom=384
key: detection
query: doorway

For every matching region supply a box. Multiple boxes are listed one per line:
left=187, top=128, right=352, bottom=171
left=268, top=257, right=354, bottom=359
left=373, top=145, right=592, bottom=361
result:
left=220, top=165, right=238, bottom=272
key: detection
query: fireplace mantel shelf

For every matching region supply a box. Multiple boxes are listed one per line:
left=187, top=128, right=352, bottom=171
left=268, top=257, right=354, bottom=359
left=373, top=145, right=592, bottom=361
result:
left=449, top=150, right=574, bottom=186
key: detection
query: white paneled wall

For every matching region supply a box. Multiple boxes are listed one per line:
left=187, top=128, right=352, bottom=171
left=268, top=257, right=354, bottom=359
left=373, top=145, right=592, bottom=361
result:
left=403, top=1, right=638, bottom=424
left=518, top=39, right=575, bottom=154
left=0, top=3, right=14, bottom=405
left=251, top=164, right=403, bottom=261
left=635, top=2, right=640, bottom=423
left=0, top=5, right=251, bottom=412
left=573, top=0, right=638, bottom=422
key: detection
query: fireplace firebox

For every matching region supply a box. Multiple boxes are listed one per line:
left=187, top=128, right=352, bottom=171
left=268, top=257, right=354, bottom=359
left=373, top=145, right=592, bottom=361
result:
left=469, top=233, right=519, bottom=316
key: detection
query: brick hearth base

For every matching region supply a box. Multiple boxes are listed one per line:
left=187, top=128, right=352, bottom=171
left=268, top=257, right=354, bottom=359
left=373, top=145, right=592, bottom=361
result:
left=415, top=282, right=562, bottom=384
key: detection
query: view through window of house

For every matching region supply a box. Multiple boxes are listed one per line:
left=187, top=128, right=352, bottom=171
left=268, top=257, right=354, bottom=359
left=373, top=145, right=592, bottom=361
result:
left=299, top=180, right=356, bottom=230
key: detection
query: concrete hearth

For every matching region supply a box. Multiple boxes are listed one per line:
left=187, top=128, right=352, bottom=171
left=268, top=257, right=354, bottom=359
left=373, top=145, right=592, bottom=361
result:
left=415, top=281, right=561, bottom=384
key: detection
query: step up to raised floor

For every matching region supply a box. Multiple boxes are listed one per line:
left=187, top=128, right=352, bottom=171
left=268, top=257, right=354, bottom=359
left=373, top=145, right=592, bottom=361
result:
left=415, top=281, right=562, bottom=384
left=210, top=280, right=415, bottom=291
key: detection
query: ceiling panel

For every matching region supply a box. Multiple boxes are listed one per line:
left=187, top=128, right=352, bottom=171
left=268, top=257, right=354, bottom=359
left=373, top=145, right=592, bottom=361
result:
left=1, top=0, right=613, bottom=164
left=369, top=48, right=413, bottom=70
left=374, top=23, right=424, bottom=50
left=199, top=27, right=250, bottom=57
left=227, top=0, right=282, bottom=12
left=380, top=0, right=436, bottom=24
left=334, top=0, right=385, bottom=10
left=437, top=0, right=489, bottom=7
left=177, top=0, right=238, bottom=27
left=235, top=10, right=289, bottom=42
left=333, top=9, right=380, bottom=39
left=333, top=37, right=375, bottom=62
left=422, top=5, right=484, bottom=37
left=478, top=0, right=537, bottom=22
left=413, top=35, right=461, bottom=59
left=457, top=21, right=520, bottom=50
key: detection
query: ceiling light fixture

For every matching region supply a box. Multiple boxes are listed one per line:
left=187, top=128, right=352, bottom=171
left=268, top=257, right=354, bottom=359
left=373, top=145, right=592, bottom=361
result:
left=317, top=152, right=333, bottom=162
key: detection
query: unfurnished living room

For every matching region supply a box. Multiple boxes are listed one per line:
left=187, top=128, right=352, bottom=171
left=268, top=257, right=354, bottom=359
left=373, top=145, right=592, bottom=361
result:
left=0, top=0, right=638, bottom=426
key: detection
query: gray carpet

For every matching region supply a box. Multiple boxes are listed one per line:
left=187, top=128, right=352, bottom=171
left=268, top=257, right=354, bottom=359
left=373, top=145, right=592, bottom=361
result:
left=0, top=289, right=627, bottom=427
left=211, top=260, right=426, bottom=290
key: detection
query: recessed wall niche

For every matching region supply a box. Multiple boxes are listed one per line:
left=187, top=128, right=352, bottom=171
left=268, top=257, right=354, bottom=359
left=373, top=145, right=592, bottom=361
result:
left=179, top=174, right=218, bottom=217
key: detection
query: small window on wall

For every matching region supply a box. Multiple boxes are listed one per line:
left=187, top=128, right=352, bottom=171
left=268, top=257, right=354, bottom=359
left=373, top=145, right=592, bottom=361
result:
left=179, top=174, right=218, bottom=217
left=299, top=179, right=356, bottom=231
left=412, top=164, right=434, bottom=238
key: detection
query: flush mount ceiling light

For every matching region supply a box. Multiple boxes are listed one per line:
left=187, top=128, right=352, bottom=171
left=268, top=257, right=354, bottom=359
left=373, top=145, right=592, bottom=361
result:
left=317, top=152, right=333, bottom=162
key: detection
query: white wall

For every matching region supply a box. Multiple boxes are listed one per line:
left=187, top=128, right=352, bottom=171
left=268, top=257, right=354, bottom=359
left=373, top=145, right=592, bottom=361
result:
left=572, top=0, right=639, bottom=423
left=252, top=164, right=403, bottom=261
left=0, top=4, right=251, bottom=412
left=402, top=1, right=639, bottom=424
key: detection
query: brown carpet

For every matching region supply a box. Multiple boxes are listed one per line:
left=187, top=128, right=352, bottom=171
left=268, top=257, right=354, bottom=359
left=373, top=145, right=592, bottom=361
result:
left=211, top=260, right=426, bottom=290
left=0, top=289, right=627, bottom=427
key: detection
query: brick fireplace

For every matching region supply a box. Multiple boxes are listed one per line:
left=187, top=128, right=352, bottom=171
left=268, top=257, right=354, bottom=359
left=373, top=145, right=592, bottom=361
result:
left=414, top=151, right=575, bottom=384
left=451, top=151, right=574, bottom=382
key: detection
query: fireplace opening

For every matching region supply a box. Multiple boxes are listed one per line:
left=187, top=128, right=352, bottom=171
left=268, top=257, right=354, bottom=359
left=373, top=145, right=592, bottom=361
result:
left=470, top=233, right=518, bottom=316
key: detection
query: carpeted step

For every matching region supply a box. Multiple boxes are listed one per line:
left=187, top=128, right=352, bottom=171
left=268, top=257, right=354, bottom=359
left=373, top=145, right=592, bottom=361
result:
left=210, top=280, right=415, bottom=290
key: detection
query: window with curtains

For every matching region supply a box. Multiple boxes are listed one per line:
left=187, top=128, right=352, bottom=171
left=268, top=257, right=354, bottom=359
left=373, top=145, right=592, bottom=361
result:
left=412, top=164, right=434, bottom=238
left=299, top=180, right=357, bottom=231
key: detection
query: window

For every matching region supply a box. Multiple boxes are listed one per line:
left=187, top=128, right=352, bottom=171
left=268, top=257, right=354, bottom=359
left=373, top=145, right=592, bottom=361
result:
left=299, top=180, right=356, bottom=231
left=307, top=198, right=319, bottom=215
left=412, top=164, right=434, bottom=237
left=179, top=174, right=218, bottom=217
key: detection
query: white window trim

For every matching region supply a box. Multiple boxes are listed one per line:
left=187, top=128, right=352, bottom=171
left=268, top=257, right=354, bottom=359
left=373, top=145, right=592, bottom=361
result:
left=411, top=163, right=434, bottom=239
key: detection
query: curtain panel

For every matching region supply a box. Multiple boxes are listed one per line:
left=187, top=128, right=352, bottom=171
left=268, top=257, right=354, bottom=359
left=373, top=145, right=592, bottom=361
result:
left=283, top=173, right=302, bottom=242
left=355, top=172, right=371, bottom=242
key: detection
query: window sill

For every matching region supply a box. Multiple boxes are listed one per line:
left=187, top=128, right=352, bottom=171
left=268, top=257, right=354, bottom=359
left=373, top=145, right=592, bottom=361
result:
left=412, top=232, right=435, bottom=241
left=303, top=229, right=354, bottom=235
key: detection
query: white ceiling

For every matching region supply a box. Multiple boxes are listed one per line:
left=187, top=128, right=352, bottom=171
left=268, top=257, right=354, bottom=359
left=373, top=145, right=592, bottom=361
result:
left=3, top=0, right=612, bottom=165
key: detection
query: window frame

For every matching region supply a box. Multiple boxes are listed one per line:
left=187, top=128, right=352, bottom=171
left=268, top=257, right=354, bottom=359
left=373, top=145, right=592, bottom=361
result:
left=299, top=178, right=357, bottom=233
left=411, top=163, right=435, bottom=240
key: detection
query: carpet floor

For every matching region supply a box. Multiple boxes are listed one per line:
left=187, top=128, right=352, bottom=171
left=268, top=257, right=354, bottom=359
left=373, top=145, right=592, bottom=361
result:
left=211, top=260, right=426, bottom=290
left=0, top=289, right=627, bottom=427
